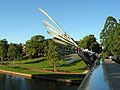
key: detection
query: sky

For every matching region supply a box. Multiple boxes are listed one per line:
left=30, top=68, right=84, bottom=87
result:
left=0, top=0, right=120, bottom=44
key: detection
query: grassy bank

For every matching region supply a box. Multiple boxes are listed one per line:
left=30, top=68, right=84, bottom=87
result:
left=0, top=65, right=85, bottom=81
left=0, top=65, right=48, bottom=74
left=0, top=54, right=87, bottom=80
left=6, top=55, right=87, bottom=73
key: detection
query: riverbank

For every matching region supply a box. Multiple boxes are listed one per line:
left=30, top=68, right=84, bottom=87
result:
left=0, top=65, right=85, bottom=85
left=0, top=55, right=88, bottom=84
left=0, top=68, right=87, bottom=85
left=0, top=69, right=32, bottom=78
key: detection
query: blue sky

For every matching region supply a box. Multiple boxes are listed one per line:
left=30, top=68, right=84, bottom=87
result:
left=0, top=0, right=120, bottom=43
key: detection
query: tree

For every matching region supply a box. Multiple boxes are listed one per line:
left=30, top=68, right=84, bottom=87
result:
left=100, top=16, right=117, bottom=45
left=7, top=43, right=23, bottom=61
left=78, top=35, right=100, bottom=53
left=25, top=35, right=45, bottom=58
left=100, top=16, right=120, bottom=58
left=47, top=39, right=61, bottom=71
left=0, top=39, right=8, bottom=64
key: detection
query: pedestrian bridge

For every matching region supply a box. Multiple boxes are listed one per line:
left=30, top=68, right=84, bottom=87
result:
left=78, top=58, right=120, bottom=90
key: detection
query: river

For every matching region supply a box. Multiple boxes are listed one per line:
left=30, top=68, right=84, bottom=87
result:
left=0, top=74, right=79, bottom=90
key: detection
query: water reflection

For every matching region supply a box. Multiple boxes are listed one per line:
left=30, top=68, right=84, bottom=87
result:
left=0, top=74, right=78, bottom=90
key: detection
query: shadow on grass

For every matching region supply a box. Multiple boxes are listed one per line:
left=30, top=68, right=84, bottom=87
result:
left=32, top=74, right=86, bottom=85
left=24, top=59, right=46, bottom=64
left=60, top=60, right=82, bottom=67
left=79, top=66, right=88, bottom=70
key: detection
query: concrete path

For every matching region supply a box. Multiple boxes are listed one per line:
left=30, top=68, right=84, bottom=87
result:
left=105, top=60, right=120, bottom=90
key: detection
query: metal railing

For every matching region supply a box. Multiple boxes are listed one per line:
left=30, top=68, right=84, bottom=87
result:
left=77, top=58, right=112, bottom=90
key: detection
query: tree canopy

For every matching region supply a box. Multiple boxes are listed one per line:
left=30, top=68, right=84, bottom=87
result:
left=0, top=34, right=71, bottom=64
left=46, top=39, right=61, bottom=71
left=78, top=34, right=100, bottom=53
left=7, top=43, right=23, bottom=61
left=25, top=35, right=45, bottom=58
left=100, top=16, right=120, bottom=58
left=0, top=39, right=8, bottom=64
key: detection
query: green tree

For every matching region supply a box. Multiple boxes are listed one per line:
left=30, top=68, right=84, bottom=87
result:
left=25, top=35, right=45, bottom=58
left=7, top=43, right=23, bottom=61
left=43, top=40, right=50, bottom=57
left=100, top=16, right=117, bottom=45
left=0, top=39, right=8, bottom=64
left=100, top=16, right=120, bottom=58
left=78, top=35, right=100, bottom=53
left=47, top=39, right=61, bottom=71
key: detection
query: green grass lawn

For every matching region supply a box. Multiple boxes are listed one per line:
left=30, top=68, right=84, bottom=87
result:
left=0, top=65, right=50, bottom=74
left=0, top=65, right=85, bottom=81
left=0, top=54, right=87, bottom=81
left=5, top=54, right=87, bottom=73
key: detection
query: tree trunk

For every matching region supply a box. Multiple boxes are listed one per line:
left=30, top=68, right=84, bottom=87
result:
left=0, top=57, right=3, bottom=64
left=53, top=62, right=57, bottom=71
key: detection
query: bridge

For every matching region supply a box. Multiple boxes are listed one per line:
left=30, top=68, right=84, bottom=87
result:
left=38, top=7, right=120, bottom=90
left=105, top=60, right=120, bottom=90
left=78, top=58, right=120, bottom=90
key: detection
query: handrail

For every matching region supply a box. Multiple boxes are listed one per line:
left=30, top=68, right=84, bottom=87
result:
left=77, top=58, right=113, bottom=90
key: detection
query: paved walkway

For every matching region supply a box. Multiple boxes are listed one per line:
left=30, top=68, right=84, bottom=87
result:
left=105, top=60, right=120, bottom=90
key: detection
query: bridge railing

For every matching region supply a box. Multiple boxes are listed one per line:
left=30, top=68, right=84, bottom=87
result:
left=77, top=58, right=112, bottom=90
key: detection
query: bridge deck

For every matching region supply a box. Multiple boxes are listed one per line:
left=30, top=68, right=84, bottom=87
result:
left=105, top=60, right=120, bottom=90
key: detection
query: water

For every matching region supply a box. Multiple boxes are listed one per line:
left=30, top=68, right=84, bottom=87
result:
left=0, top=74, right=79, bottom=90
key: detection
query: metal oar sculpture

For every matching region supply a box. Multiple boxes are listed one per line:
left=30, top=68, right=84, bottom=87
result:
left=38, top=7, right=96, bottom=69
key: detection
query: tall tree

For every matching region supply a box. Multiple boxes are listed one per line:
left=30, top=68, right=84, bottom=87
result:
left=100, top=16, right=117, bottom=45
left=25, top=35, right=45, bottom=58
left=0, top=39, right=8, bottom=64
left=7, top=43, right=23, bottom=61
left=47, top=39, right=61, bottom=71
left=100, top=16, right=120, bottom=58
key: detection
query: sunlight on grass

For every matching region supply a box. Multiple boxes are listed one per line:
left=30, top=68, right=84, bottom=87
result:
left=2, top=54, right=87, bottom=74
